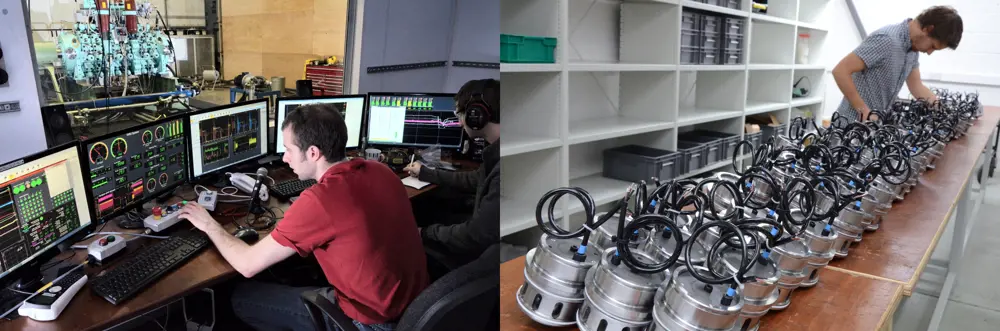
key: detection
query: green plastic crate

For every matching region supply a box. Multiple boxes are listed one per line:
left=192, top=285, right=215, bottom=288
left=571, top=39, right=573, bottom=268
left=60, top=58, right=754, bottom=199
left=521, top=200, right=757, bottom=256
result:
left=501, top=34, right=557, bottom=63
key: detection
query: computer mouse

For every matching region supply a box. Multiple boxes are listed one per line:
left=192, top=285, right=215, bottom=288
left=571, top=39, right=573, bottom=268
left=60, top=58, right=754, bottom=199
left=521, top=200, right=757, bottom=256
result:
left=233, top=227, right=259, bottom=243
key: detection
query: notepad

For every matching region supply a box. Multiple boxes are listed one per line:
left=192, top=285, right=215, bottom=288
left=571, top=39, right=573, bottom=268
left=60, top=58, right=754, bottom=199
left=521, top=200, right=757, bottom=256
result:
left=402, top=176, right=431, bottom=189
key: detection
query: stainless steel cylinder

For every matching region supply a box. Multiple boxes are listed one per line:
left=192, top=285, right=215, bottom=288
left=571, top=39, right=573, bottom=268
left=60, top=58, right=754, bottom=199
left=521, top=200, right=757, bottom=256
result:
left=831, top=218, right=862, bottom=258
left=771, top=240, right=809, bottom=284
left=645, top=226, right=707, bottom=266
left=770, top=282, right=798, bottom=311
left=837, top=206, right=868, bottom=231
left=650, top=266, right=744, bottom=331
left=800, top=221, right=838, bottom=287
left=590, top=212, right=650, bottom=254
left=709, top=247, right=780, bottom=331
left=517, top=234, right=603, bottom=326
left=578, top=248, right=668, bottom=331
left=768, top=241, right=809, bottom=311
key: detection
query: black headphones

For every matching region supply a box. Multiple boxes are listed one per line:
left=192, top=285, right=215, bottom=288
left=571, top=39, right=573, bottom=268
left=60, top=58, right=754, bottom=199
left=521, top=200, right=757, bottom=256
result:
left=463, top=93, right=493, bottom=131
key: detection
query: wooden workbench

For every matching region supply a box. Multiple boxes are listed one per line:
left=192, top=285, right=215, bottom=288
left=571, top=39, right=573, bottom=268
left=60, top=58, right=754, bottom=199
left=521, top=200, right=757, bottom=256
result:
left=499, top=108, right=1000, bottom=330
left=827, top=108, right=1000, bottom=295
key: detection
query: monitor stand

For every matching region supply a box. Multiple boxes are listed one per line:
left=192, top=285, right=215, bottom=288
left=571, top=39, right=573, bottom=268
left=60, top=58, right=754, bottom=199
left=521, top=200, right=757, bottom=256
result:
left=258, top=155, right=281, bottom=165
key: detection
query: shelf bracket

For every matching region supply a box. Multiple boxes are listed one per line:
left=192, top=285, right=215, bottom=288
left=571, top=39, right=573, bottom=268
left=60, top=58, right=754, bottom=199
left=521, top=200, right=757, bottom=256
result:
left=366, top=61, right=448, bottom=74
left=451, top=61, right=500, bottom=69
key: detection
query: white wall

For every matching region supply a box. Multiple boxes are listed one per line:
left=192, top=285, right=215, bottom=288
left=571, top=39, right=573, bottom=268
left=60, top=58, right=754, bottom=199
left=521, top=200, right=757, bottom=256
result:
left=853, top=0, right=1000, bottom=106
left=816, top=0, right=864, bottom=120
left=0, top=0, right=48, bottom=164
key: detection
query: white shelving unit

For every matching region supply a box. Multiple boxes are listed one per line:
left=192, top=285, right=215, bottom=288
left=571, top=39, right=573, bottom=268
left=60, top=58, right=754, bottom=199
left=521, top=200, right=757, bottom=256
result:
left=500, top=0, right=831, bottom=238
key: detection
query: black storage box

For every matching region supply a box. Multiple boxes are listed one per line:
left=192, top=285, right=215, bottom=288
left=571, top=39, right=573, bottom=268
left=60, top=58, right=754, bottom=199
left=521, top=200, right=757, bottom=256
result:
left=603, top=145, right=681, bottom=183
left=688, top=130, right=740, bottom=159
left=676, top=141, right=708, bottom=174
left=678, top=134, right=724, bottom=165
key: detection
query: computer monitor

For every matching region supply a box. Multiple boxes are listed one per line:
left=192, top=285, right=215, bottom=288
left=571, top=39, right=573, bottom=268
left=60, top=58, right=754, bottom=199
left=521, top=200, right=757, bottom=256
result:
left=82, top=115, right=189, bottom=220
left=0, top=143, right=94, bottom=287
left=275, top=95, right=368, bottom=153
left=365, top=93, right=465, bottom=149
left=188, top=99, right=270, bottom=178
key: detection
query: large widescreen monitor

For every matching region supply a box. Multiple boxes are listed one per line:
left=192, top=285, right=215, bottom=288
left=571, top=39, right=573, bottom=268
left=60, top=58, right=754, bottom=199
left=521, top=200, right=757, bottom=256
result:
left=275, top=95, right=367, bottom=153
left=0, top=144, right=93, bottom=282
left=365, top=92, right=464, bottom=149
left=187, top=99, right=270, bottom=178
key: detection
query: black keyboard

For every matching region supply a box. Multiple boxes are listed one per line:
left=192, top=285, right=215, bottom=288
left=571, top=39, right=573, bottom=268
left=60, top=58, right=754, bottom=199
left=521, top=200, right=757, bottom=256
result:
left=271, top=178, right=317, bottom=200
left=90, top=230, right=210, bottom=305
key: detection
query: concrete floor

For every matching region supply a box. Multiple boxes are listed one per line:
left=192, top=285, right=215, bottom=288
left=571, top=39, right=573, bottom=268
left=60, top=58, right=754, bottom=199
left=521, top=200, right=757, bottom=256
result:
left=893, top=164, right=1000, bottom=330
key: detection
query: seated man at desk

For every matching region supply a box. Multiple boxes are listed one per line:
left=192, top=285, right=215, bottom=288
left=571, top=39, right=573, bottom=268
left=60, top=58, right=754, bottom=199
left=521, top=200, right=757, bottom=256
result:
left=179, top=103, right=429, bottom=331
left=404, top=78, right=502, bottom=268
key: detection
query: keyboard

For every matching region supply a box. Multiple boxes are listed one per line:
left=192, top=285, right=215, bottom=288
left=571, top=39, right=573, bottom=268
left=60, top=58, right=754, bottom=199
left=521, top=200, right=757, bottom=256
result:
left=271, top=178, right=316, bottom=200
left=90, top=230, right=210, bottom=305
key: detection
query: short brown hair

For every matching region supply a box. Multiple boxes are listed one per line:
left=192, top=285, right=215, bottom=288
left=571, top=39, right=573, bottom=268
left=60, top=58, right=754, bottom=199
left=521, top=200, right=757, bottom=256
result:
left=282, top=103, right=348, bottom=162
left=916, top=6, right=963, bottom=49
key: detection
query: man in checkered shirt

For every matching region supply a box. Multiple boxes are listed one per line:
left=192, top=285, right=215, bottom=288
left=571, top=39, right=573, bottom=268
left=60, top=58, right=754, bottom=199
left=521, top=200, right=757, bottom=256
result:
left=833, top=6, right=964, bottom=122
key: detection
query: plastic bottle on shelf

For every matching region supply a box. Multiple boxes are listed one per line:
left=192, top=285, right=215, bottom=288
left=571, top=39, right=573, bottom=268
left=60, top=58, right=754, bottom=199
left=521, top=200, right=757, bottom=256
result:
left=797, top=33, right=810, bottom=64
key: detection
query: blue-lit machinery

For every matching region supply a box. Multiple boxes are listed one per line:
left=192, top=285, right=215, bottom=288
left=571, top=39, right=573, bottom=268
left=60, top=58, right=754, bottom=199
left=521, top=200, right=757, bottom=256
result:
left=34, top=0, right=200, bottom=127
left=57, top=0, right=173, bottom=81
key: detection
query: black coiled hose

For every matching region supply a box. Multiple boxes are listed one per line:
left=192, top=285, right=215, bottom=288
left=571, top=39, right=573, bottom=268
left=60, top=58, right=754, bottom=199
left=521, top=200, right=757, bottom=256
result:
left=618, top=214, right=684, bottom=273
left=685, top=221, right=747, bottom=286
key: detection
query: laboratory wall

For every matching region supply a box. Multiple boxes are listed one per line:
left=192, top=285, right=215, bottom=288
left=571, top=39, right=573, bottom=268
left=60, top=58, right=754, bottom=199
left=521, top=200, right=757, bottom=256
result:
left=358, top=0, right=499, bottom=94
left=0, top=1, right=49, bottom=164
left=220, top=0, right=349, bottom=86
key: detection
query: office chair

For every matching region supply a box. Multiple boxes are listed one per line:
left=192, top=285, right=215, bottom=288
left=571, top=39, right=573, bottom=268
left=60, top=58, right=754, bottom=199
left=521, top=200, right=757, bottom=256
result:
left=301, top=245, right=500, bottom=331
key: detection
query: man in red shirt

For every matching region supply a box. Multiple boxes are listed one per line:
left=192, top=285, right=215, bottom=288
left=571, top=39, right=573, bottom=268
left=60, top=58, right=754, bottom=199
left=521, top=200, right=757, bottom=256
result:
left=179, top=103, right=429, bottom=330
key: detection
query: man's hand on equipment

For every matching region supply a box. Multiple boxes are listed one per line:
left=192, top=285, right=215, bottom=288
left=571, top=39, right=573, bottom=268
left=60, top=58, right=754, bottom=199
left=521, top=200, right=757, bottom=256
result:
left=179, top=203, right=221, bottom=233
left=403, top=162, right=422, bottom=177
left=856, top=106, right=872, bottom=122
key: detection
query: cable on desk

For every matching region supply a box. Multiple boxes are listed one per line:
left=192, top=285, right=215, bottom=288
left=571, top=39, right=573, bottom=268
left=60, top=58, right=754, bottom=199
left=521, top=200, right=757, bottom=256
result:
left=0, top=260, right=89, bottom=319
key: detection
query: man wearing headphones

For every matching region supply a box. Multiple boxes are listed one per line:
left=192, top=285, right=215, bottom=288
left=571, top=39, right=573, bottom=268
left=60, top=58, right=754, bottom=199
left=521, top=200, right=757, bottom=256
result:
left=404, top=79, right=500, bottom=268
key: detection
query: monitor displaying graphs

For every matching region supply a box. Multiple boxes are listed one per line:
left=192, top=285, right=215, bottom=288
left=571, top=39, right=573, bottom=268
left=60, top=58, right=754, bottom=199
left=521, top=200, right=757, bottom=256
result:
left=188, top=100, right=269, bottom=177
left=366, top=93, right=464, bottom=149
left=275, top=96, right=366, bottom=153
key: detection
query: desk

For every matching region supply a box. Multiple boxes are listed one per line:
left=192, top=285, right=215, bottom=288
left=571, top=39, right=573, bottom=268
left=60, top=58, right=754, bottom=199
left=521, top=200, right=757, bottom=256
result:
left=0, top=159, right=476, bottom=330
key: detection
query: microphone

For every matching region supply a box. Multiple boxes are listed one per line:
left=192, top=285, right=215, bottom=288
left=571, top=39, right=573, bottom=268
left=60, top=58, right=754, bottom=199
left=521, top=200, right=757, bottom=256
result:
left=248, top=167, right=268, bottom=215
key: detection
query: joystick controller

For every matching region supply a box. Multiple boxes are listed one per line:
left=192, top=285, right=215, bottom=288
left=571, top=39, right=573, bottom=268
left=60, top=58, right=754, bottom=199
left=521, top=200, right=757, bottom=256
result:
left=143, top=201, right=188, bottom=232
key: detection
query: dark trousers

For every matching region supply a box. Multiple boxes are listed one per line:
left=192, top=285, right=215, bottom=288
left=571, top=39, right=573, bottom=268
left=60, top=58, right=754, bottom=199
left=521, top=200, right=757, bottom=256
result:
left=230, top=280, right=395, bottom=331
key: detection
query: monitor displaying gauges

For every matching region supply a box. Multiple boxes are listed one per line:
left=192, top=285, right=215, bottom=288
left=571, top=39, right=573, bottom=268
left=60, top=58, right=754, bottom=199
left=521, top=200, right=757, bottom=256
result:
left=82, top=115, right=189, bottom=220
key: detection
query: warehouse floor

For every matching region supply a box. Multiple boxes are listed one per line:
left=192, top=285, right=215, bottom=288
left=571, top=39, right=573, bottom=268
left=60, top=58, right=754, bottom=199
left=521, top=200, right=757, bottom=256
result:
left=894, top=161, right=1000, bottom=330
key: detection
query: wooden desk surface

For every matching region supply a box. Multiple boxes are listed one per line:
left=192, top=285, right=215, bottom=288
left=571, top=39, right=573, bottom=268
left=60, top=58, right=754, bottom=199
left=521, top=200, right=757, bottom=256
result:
left=499, top=256, right=900, bottom=331
left=757, top=268, right=902, bottom=331
left=827, top=108, right=1000, bottom=292
left=0, top=159, right=471, bottom=330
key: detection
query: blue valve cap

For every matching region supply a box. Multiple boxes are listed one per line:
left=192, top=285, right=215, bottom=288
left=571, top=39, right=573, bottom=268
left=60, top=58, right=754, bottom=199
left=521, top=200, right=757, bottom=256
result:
left=726, top=287, right=736, bottom=297
left=577, top=245, right=588, bottom=255
left=770, top=228, right=779, bottom=236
